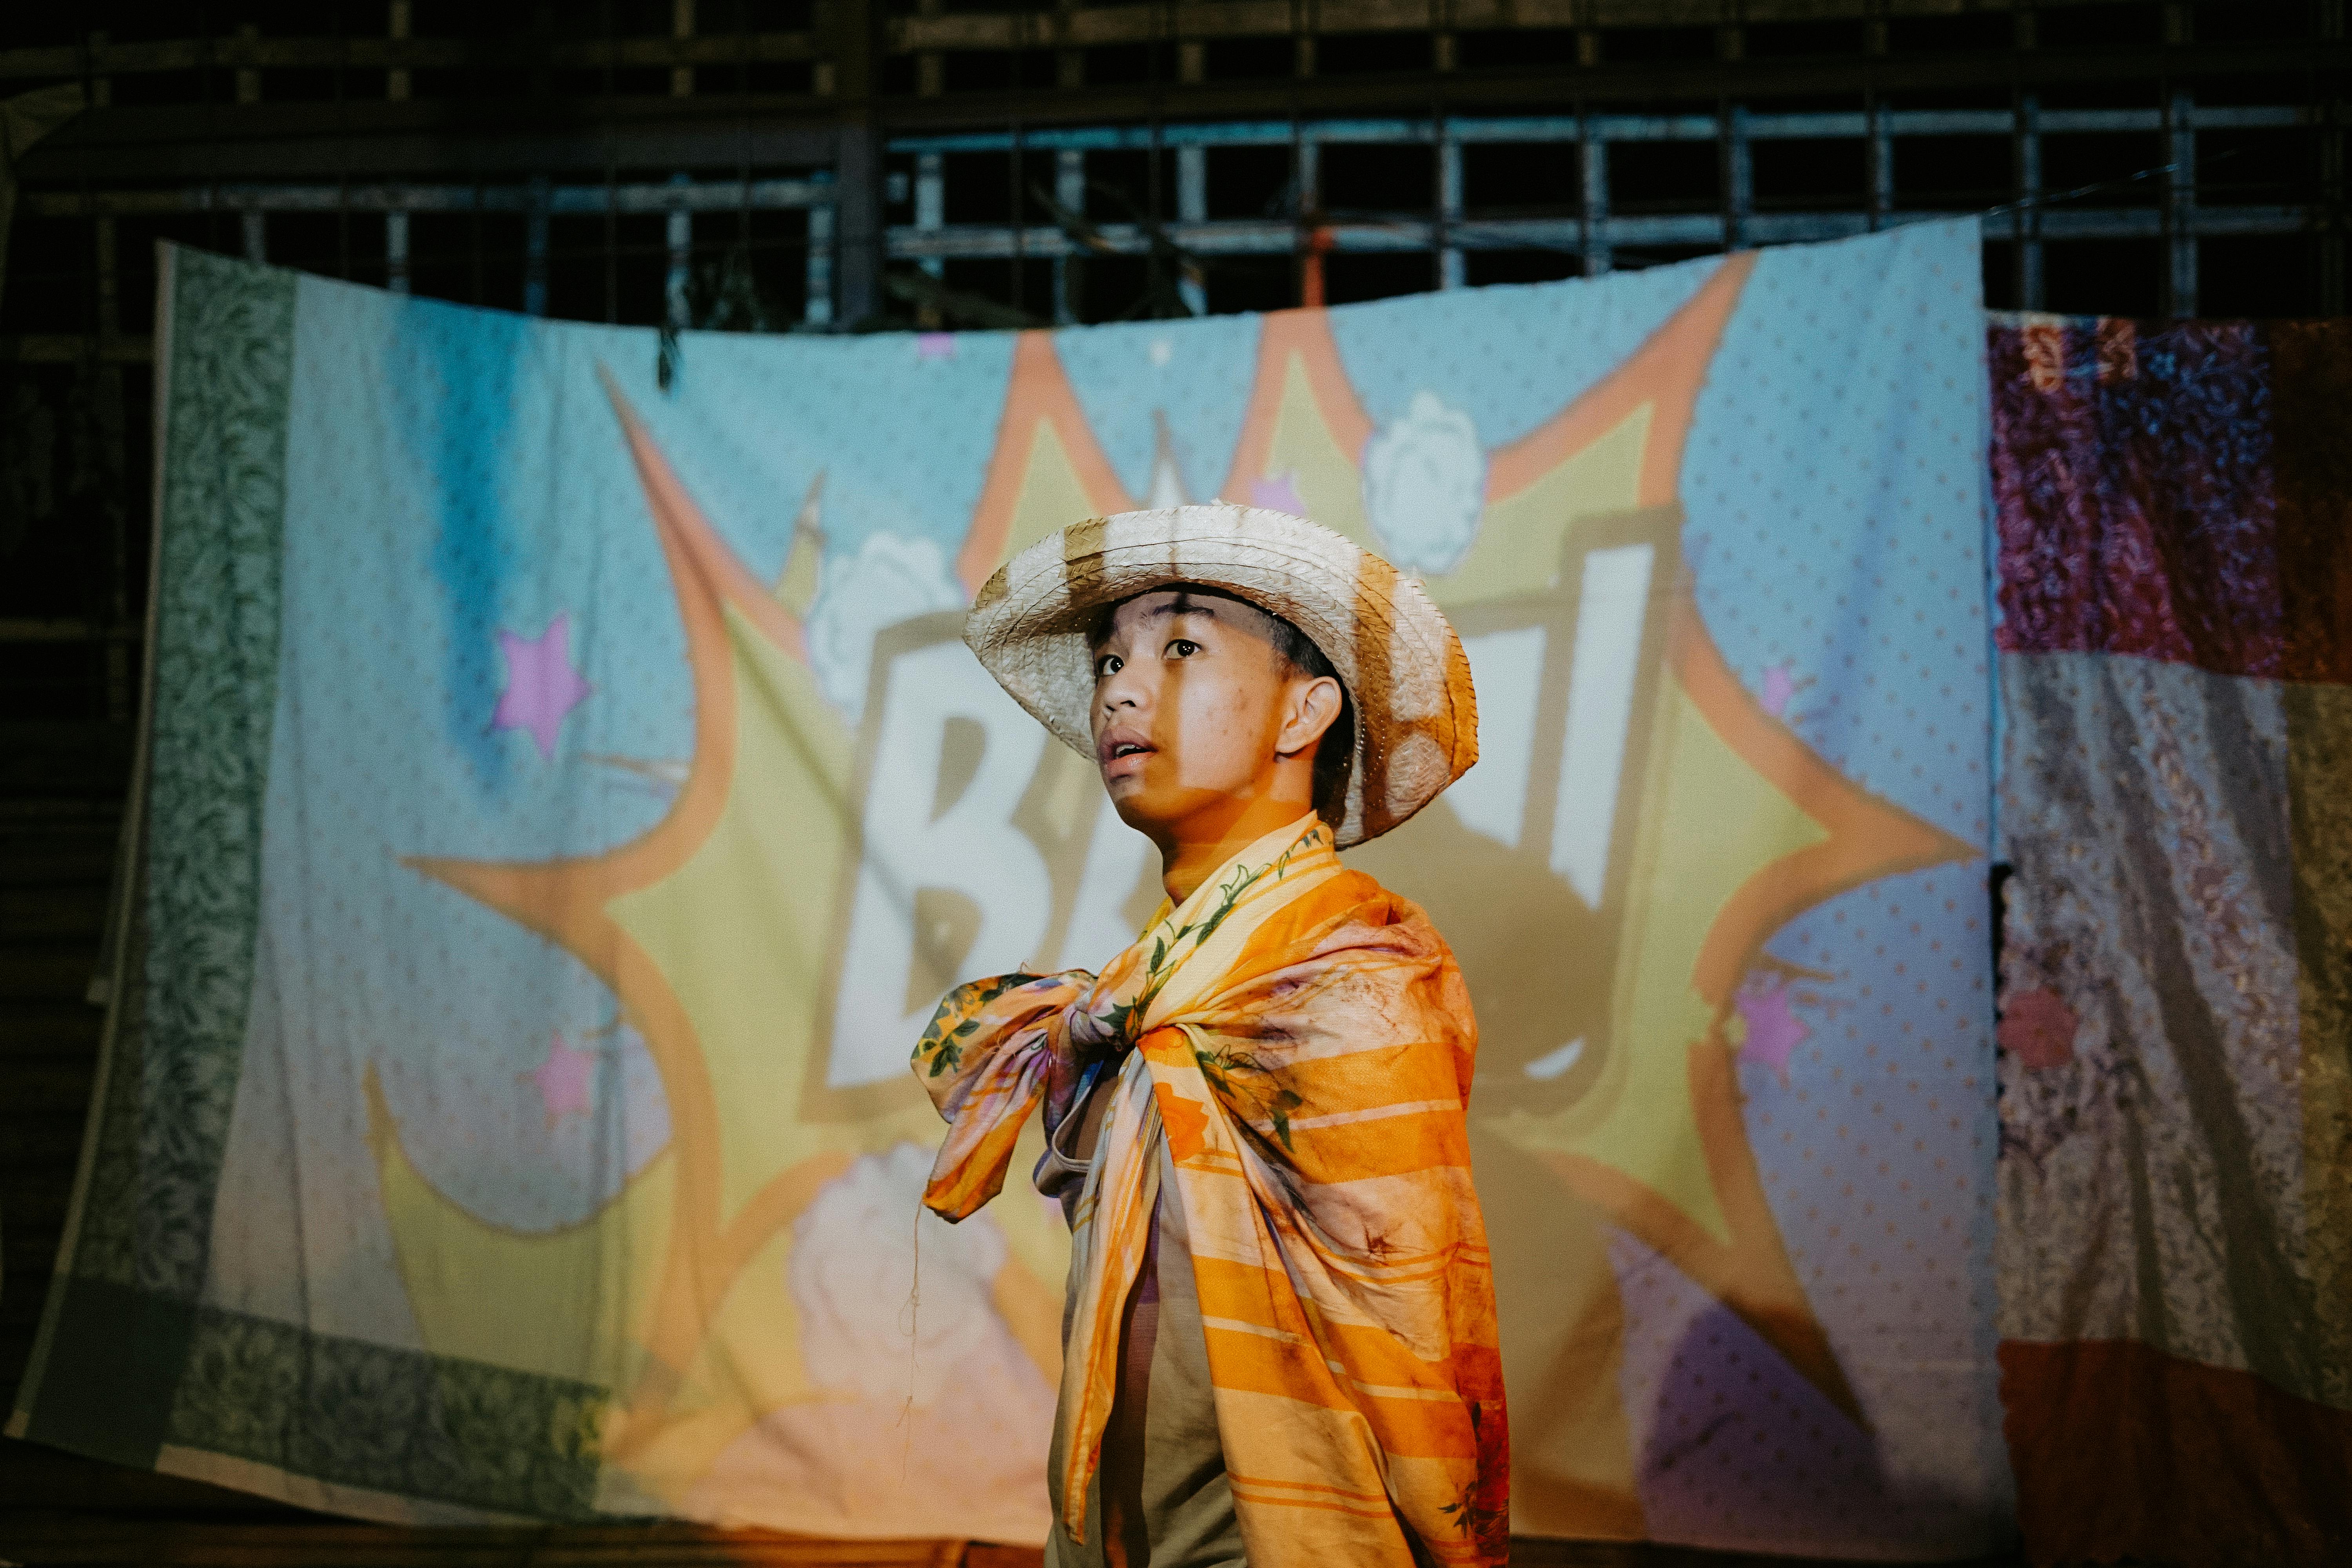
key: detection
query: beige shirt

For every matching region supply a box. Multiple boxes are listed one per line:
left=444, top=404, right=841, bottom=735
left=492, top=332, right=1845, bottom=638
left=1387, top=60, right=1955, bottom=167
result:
left=1038, top=1066, right=1247, bottom=1568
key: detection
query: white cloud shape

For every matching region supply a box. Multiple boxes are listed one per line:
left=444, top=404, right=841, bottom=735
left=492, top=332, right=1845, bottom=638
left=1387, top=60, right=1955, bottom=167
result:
left=789, top=1142, right=1006, bottom=1405
left=1360, top=390, right=1488, bottom=577
left=805, top=532, right=967, bottom=720
left=689, top=1141, right=1052, bottom=1536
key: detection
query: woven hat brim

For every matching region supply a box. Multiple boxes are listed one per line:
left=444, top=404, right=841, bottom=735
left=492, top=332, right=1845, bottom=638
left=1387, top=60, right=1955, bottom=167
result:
left=962, top=503, right=1478, bottom=848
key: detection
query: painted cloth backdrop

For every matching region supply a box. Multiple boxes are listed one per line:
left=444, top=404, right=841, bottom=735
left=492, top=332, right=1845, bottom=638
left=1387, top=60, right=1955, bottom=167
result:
left=1990, top=314, right=2352, bottom=1568
left=11, top=224, right=2005, bottom=1559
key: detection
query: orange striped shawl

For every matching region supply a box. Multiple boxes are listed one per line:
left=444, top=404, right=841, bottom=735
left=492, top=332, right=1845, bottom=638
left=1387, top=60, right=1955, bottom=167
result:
left=914, top=815, right=1510, bottom=1567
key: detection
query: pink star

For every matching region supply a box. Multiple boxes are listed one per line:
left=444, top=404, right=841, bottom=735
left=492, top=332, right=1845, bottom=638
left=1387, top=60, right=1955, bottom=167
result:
left=492, top=612, right=591, bottom=760
left=1760, top=661, right=1798, bottom=718
left=916, top=332, right=957, bottom=362
left=525, top=1031, right=596, bottom=1127
left=1250, top=471, right=1307, bottom=515
left=1735, top=975, right=1811, bottom=1080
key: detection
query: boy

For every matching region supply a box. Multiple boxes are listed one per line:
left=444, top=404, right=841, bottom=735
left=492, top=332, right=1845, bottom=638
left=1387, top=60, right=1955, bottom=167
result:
left=913, top=503, right=1509, bottom=1568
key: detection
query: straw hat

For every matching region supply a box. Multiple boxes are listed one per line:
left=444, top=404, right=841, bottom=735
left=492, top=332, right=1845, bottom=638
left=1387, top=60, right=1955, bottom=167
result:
left=964, top=502, right=1478, bottom=848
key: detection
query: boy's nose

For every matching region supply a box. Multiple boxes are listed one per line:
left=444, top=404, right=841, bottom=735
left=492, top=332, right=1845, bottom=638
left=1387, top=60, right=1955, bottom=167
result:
left=1098, top=662, right=1147, bottom=713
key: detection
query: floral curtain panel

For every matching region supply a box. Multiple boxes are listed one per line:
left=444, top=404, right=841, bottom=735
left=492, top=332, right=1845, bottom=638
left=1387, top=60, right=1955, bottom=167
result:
left=1991, top=314, right=2352, bottom=1567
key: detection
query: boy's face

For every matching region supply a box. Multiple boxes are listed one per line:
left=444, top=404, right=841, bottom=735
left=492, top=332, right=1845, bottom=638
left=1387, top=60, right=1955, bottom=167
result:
left=1088, top=589, right=1324, bottom=834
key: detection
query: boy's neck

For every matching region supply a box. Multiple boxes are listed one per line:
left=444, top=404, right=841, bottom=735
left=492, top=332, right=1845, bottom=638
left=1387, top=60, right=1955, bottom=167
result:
left=1154, top=788, right=1319, bottom=906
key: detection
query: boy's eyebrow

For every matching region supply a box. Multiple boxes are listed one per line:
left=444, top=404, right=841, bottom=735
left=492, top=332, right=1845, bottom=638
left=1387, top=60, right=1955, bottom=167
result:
left=1091, top=596, right=1221, bottom=649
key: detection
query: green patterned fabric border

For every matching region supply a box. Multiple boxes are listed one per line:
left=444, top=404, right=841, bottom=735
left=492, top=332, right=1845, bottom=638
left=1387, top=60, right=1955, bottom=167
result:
left=14, top=248, right=296, bottom=1451
left=132, top=246, right=298, bottom=1300
left=18, top=251, right=616, bottom=1522
left=167, top=1307, right=606, bottom=1517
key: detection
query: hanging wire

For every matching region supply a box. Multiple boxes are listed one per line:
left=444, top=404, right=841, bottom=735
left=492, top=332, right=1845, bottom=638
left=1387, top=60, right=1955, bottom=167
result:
left=2157, top=0, right=2180, bottom=316
left=1860, top=0, right=1885, bottom=235
left=1429, top=0, right=1450, bottom=293
left=604, top=0, right=620, bottom=325
left=1287, top=0, right=1309, bottom=308
left=2007, top=0, right=2035, bottom=309
left=466, top=29, right=485, bottom=309
left=736, top=0, right=757, bottom=328
left=1718, top=0, right=1742, bottom=258
left=1147, top=0, right=1169, bottom=317
left=343, top=8, right=370, bottom=283
left=198, top=4, right=223, bottom=259
left=1575, top=14, right=1594, bottom=280
left=1973, top=147, right=2242, bottom=225
left=74, top=24, right=110, bottom=695
left=1008, top=2, right=1028, bottom=322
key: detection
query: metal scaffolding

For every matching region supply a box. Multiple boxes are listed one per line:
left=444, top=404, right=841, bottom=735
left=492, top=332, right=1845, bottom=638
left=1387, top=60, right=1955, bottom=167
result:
left=889, top=101, right=2317, bottom=318
left=2, top=0, right=2347, bottom=719
left=7, top=96, right=2333, bottom=352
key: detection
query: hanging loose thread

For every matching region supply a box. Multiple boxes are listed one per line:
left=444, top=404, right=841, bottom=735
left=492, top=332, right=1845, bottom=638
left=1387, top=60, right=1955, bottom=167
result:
left=899, top=1201, right=924, bottom=1481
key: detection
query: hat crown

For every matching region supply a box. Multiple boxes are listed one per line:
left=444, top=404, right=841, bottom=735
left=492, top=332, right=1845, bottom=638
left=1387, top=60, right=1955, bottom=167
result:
left=965, top=504, right=1478, bottom=849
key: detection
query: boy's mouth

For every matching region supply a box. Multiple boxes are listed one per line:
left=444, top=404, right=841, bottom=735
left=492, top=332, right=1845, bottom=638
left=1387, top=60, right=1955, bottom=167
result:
left=1098, top=729, right=1156, bottom=768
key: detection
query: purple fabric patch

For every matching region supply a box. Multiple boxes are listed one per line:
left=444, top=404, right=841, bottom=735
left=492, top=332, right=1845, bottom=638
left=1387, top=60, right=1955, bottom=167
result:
left=1612, top=1226, right=2004, bottom=1557
left=1989, top=318, right=2287, bottom=676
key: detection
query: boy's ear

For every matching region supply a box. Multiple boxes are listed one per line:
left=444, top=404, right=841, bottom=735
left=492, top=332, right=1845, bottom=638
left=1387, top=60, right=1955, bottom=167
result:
left=1277, top=674, right=1345, bottom=759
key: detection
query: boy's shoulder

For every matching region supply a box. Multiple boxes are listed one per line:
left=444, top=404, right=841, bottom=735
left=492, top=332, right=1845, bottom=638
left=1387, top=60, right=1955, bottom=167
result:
left=1316, top=864, right=1450, bottom=947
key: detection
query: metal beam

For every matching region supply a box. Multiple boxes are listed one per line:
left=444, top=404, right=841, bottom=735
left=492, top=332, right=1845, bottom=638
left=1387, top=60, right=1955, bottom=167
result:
left=19, top=37, right=2344, bottom=187
left=1438, top=128, right=1465, bottom=289
left=885, top=202, right=2313, bottom=262
left=2166, top=89, right=2196, bottom=317
left=916, top=151, right=946, bottom=279
left=884, top=0, right=2201, bottom=53
left=0, top=0, right=2207, bottom=90
left=827, top=0, right=887, bottom=328
left=884, top=102, right=2305, bottom=155
left=26, top=180, right=834, bottom=218
left=860, top=39, right=2351, bottom=132
left=0, top=30, right=818, bottom=82
left=2016, top=91, right=2042, bottom=310
left=0, top=337, right=154, bottom=364
left=1582, top=114, right=1611, bottom=276
left=1723, top=105, right=1751, bottom=251
left=19, top=103, right=841, bottom=184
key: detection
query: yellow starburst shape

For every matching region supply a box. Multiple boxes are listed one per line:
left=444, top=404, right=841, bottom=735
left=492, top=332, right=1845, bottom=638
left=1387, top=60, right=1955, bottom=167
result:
left=383, top=375, right=1069, bottom=1505
left=376, top=261, right=1970, bottom=1524
left=1203, top=258, right=1971, bottom=1533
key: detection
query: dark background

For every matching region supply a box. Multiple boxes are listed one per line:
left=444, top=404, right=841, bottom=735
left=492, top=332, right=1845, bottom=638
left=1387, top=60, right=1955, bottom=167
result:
left=0, top=0, right=2344, bottom=1557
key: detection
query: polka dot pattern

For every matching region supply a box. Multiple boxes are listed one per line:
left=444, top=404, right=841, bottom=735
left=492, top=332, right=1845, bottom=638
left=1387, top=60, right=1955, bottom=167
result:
left=208, top=277, right=686, bottom=1344
left=1326, top=263, right=1713, bottom=448
left=187, top=227, right=2000, bottom=1542
left=1614, top=220, right=2007, bottom=1554
left=1687, top=220, right=1992, bottom=852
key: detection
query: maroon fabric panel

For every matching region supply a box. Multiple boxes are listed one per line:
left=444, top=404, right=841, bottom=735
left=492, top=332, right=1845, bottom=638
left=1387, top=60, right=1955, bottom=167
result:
left=2000, top=1338, right=2352, bottom=1567
left=1990, top=317, right=2352, bottom=684
left=1990, top=318, right=2286, bottom=673
left=2263, top=321, right=2352, bottom=684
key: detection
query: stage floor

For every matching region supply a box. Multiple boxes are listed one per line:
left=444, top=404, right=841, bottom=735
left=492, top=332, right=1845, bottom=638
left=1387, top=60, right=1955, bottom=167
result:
left=0, top=1436, right=2025, bottom=1568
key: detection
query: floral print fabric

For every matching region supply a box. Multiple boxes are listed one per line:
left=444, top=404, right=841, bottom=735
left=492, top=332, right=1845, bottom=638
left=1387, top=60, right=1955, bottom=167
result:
left=1990, top=313, right=2352, bottom=1566
left=915, top=815, right=1510, bottom=1568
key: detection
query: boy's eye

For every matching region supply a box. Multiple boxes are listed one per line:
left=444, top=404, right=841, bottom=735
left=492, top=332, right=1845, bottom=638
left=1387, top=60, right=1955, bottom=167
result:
left=1167, top=639, right=1200, bottom=659
left=1095, top=653, right=1123, bottom=678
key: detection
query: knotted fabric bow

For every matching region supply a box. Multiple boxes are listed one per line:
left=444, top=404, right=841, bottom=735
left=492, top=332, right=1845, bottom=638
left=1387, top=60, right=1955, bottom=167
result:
left=913, top=815, right=1510, bottom=1568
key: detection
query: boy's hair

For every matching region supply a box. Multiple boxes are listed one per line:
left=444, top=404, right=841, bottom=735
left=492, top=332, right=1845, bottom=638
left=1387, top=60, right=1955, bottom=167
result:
left=1266, top=615, right=1357, bottom=829
left=1088, top=586, right=1357, bottom=827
